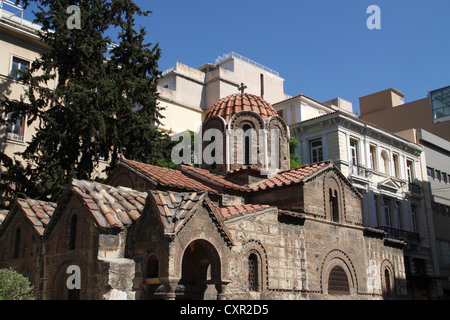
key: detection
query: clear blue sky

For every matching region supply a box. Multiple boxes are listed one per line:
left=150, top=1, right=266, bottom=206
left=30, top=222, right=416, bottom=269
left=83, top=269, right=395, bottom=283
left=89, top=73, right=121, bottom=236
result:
left=22, top=0, right=450, bottom=114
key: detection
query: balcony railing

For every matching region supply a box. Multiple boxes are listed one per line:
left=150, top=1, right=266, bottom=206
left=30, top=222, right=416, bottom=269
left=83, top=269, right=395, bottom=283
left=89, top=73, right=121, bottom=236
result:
left=377, top=226, right=421, bottom=245
left=349, top=164, right=371, bottom=179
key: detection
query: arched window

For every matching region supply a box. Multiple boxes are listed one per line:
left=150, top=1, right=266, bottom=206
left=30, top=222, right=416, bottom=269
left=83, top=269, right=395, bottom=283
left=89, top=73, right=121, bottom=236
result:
left=13, top=228, right=21, bottom=259
left=381, top=150, right=390, bottom=175
left=384, top=268, right=391, bottom=296
left=243, top=124, right=251, bottom=165
left=146, top=255, right=159, bottom=278
left=69, top=215, right=77, bottom=250
left=328, top=265, right=350, bottom=295
left=248, top=252, right=259, bottom=292
left=329, top=189, right=339, bottom=222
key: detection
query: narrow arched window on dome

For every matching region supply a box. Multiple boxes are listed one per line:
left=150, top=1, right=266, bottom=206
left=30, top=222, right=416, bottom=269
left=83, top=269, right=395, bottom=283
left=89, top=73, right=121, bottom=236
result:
left=243, top=124, right=251, bottom=166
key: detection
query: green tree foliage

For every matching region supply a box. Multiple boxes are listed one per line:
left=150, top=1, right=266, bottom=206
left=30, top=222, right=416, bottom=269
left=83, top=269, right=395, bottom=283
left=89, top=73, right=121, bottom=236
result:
left=289, top=138, right=303, bottom=169
left=0, top=268, right=35, bottom=300
left=0, top=0, right=171, bottom=202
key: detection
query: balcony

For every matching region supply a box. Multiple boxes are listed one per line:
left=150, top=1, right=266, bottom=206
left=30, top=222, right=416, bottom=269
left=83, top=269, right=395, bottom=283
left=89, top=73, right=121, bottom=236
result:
left=377, top=226, right=421, bottom=246
left=5, top=132, right=24, bottom=142
left=408, top=183, right=421, bottom=196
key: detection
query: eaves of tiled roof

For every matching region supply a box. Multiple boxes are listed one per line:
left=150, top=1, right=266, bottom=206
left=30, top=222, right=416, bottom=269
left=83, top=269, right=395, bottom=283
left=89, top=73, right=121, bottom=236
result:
left=16, top=198, right=56, bottom=236
left=253, top=161, right=332, bottom=191
left=179, top=165, right=251, bottom=192
left=71, top=179, right=147, bottom=230
left=148, top=190, right=233, bottom=245
left=219, top=204, right=272, bottom=219
left=0, top=199, right=56, bottom=237
left=120, top=159, right=219, bottom=194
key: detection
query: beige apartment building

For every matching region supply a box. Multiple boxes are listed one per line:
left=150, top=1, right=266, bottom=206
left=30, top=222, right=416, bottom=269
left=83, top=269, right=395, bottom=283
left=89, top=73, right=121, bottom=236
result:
left=0, top=1, right=52, bottom=172
left=157, top=52, right=290, bottom=134
left=361, top=87, right=450, bottom=298
left=286, top=109, right=440, bottom=299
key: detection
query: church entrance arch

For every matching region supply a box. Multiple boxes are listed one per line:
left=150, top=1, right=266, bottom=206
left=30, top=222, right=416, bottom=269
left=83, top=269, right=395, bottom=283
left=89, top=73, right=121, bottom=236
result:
left=179, top=239, right=221, bottom=300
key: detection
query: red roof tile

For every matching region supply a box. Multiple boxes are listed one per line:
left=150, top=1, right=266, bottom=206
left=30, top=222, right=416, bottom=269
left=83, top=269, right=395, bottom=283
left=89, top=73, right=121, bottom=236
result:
left=121, top=159, right=218, bottom=194
left=253, top=161, right=331, bottom=191
left=205, top=93, right=278, bottom=122
left=72, top=179, right=147, bottom=229
left=179, top=165, right=251, bottom=192
left=16, top=198, right=57, bottom=236
left=219, top=204, right=272, bottom=219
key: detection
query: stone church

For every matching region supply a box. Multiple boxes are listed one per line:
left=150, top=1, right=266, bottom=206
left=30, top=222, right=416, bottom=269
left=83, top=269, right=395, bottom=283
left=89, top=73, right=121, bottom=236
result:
left=0, top=93, right=407, bottom=300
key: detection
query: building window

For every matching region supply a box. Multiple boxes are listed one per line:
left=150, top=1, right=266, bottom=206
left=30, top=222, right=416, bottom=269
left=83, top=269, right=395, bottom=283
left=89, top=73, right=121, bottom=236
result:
left=243, top=125, right=252, bottom=166
left=349, top=139, right=359, bottom=166
left=146, top=255, right=159, bottom=278
left=11, top=57, right=30, bottom=80
left=393, top=201, right=401, bottom=229
left=248, top=252, right=259, bottom=292
left=392, top=153, right=400, bottom=178
left=411, top=205, right=418, bottom=233
left=430, top=86, right=450, bottom=121
left=436, top=170, right=442, bottom=181
left=437, top=240, right=450, bottom=268
left=369, top=145, right=377, bottom=170
left=329, top=188, right=339, bottom=223
left=383, top=268, right=392, bottom=296
left=328, top=265, right=350, bottom=295
left=406, top=160, right=414, bottom=183
left=13, top=228, right=21, bottom=259
left=427, top=167, right=433, bottom=178
left=381, top=150, right=390, bottom=175
left=5, top=113, right=25, bottom=142
left=383, top=198, right=391, bottom=227
left=69, top=215, right=77, bottom=250
left=310, top=139, right=323, bottom=163
left=443, top=173, right=448, bottom=184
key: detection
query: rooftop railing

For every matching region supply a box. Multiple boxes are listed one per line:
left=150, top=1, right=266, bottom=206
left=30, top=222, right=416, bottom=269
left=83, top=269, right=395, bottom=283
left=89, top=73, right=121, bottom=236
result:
left=0, top=0, right=24, bottom=25
left=215, top=52, right=280, bottom=76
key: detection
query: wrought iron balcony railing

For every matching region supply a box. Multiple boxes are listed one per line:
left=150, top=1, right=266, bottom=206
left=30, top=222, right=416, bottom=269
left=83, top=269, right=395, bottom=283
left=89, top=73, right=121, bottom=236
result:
left=377, top=226, right=421, bottom=245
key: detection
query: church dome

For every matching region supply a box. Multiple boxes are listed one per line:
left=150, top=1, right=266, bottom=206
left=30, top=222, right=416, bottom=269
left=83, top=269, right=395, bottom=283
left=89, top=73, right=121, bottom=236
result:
left=205, top=93, right=278, bottom=122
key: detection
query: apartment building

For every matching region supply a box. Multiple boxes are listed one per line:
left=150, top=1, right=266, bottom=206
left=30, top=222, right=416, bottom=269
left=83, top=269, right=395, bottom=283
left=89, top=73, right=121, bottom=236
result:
left=157, top=52, right=290, bottom=134
left=287, top=110, right=439, bottom=299
left=0, top=1, right=52, bottom=171
left=359, top=87, right=450, bottom=141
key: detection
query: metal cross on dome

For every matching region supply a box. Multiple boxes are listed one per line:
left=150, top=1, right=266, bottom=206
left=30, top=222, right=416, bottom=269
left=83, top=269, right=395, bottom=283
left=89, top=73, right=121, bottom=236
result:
left=238, top=83, right=247, bottom=94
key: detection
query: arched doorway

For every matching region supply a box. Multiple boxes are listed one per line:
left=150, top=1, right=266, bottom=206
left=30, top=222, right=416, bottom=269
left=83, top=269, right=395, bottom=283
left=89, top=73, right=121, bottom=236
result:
left=179, top=239, right=221, bottom=300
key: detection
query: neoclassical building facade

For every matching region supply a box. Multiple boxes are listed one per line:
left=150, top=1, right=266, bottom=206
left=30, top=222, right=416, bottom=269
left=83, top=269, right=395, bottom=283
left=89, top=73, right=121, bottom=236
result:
left=0, top=93, right=407, bottom=300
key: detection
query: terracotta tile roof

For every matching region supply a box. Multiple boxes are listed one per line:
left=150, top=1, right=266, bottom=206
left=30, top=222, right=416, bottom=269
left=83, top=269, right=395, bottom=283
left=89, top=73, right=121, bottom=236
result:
left=121, top=159, right=218, bottom=194
left=180, top=165, right=251, bottom=192
left=16, top=198, right=57, bottom=235
left=253, top=161, right=331, bottom=191
left=205, top=93, right=278, bottom=122
left=148, top=190, right=206, bottom=236
left=219, top=204, right=271, bottom=219
left=71, top=179, right=147, bottom=229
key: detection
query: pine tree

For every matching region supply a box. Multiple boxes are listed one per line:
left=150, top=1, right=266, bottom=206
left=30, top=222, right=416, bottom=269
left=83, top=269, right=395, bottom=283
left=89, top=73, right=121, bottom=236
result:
left=1, top=0, right=169, bottom=202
